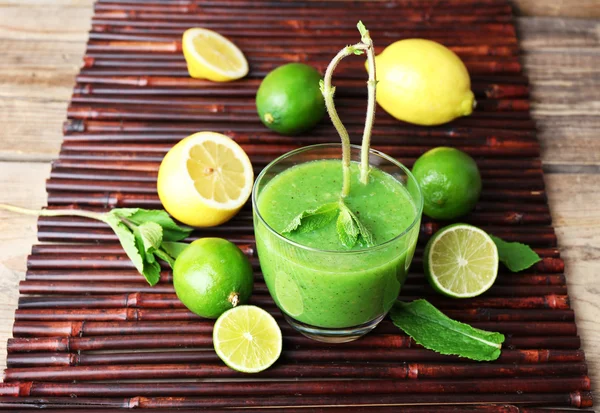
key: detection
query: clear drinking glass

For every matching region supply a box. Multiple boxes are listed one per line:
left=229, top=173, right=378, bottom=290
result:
left=252, top=144, right=423, bottom=343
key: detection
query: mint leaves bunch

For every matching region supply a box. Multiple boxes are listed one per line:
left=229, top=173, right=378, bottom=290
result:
left=0, top=204, right=192, bottom=286
left=282, top=200, right=374, bottom=249
left=103, top=209, right=192, bottom=285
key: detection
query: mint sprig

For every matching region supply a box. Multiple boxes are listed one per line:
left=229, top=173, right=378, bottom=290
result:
left=390, top=299, right=505, bottom=361
left=0, top=204, right=193, bottom=286
left=490, top=235, right=541, bottom=272
left=282, top=200, right=374, bottom=249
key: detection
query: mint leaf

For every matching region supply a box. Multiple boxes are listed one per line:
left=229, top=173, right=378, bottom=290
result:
left=111, top=208, right=192, bottom=241
left=138, top=222, right=163, bottom=252
left=104, top=214, right=145, bottom=276
left=490, top=235, right=541, bottom=272
left=390, top=300, right=504, bottom=361
left=282, top=202, right=339, bottom=235
left=161, top=241, right=189, bottom=260
left=336, top=205, right=359, bottom=248
left=338, top=201, right=374, bottom=247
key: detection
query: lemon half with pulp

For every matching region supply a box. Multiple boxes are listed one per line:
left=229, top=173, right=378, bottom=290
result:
left=182, top=28, right=248, bottom=82
left=157, top=132, right=253, bottom=227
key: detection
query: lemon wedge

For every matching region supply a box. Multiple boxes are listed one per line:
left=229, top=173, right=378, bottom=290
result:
left=157, top=132, right=254, bottom=227
left=182, top=28, right=249, bottom=82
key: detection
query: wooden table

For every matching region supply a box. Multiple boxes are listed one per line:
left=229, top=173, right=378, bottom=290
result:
left=1, top=0, right=598, bottom=398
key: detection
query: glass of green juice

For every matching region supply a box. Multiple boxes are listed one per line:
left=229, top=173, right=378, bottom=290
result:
left=252, top=144, right=423, bottom=343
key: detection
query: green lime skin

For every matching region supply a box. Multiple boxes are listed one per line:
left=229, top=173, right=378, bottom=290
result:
left=256, top=63, right=326, bottom=135
left=173, top=238, right=254, bottom=319
left=412, top=147, right=481, bottom=220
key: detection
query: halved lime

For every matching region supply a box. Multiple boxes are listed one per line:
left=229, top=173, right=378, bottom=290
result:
left=213, top=305, right=282, bottom=373
left=424, top=224, right=498, bottom=298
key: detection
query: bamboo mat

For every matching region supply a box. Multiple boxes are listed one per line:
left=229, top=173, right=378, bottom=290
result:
left=0, top=0, right=594, bottom=411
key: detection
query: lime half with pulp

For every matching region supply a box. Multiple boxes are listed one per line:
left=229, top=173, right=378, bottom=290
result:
left=424, top=224, right=498, bottom=298
left=213, top=305, right=282, bottom=373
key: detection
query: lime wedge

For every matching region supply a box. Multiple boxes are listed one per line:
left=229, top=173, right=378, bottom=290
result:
left=424, top=224, right=498, bottom=298
left=213, top=305, right=282, bottom=373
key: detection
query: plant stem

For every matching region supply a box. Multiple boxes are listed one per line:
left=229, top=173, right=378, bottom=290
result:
left=321, top=21, right=377, bottom=196
left=0, top=203, right=106, bottom=221
left=360, top=30, right=377, bottom=184
left=321, top=44, right=364, bottom=198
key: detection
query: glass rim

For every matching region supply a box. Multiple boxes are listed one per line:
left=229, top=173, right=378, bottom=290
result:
left=252, top=143, right=424, bottom=255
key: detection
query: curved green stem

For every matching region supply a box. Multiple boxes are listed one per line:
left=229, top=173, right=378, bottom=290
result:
left=0, top=203, right=106, bottom=221
left=321, top=43, right=369, bottom=198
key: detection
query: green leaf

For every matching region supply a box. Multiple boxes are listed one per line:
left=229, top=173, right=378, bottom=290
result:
left=490, top=235, right=541, bottom=272
left=161, top=241, right=190, bottom=260
left=137, top=222, right=163, bottom=252
left=110, top=208, right=192, bottom=241
left=336, top=205, right=359, bottom=248
left=390, top=300, right=505, bottom=361
left=104, top=214, right=145, bottom=276
left=338, top=201, right=374, bottom=247
left=282, top=202, right=339, bottom=235
left=154, top=248, right=176, bottom=268
left=357, top=21, right=367, bottom=37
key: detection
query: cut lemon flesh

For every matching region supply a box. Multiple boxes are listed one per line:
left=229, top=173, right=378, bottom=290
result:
left=213, top=305, right=282, bottom=373
left=182, top=28, right=248, bottom=82
left=157, top=132, right=253, bottom=227
left=424, top=224, right=498, bottom=298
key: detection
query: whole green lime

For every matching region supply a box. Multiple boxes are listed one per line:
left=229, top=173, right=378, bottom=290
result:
left=173, top=238, right=253, bottom=319
left=412, top=147, right=481, bottom=220
left=256, top=63, right=325, bottom=135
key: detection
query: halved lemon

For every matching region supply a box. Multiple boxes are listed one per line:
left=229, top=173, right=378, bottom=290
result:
left=213, top=305, right=282, bottom=373
left=157, top=132, right=253, bottom=227
left=182, top=28, right=249, bottom=82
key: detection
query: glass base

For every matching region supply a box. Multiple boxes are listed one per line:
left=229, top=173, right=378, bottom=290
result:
left=283, top=313, right=386, bottom=343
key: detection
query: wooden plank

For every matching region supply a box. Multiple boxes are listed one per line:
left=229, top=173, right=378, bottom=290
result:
left=0, top=162, right=51, bottom=374
left=512, top=0, right=600, bottom=18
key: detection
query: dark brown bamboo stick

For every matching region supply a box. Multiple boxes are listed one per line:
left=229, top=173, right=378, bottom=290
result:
left=23, top=268, right=567, bottom=288
left=6, top=333, right=581, bottom=353
left=89, top=16, right=515, bottom=31
left=14, top=306, right=574, bottom=323
left=61, top=124, right=538, bottom=143
left=0, top=391, right=594, bottom=410
left=43, top=188, right=549, bottom=206
left=17, top=291, right=571, bottom=311
left=88, top=24, right=517, bottom=37
left=11, top=317, right=577, bottom=339
left=43, top=175, right=545, bottom=197
left=65, top=106, right=534, bottom=128
left=74, top=73, right=530, bottom=87
left=92, top=0, right=513, bottom=13
left=0, top=404, right=575, bottom=412
left=65, top=112, right=535, bottom=132
left=28, top=241, right=560, bottom=259
left=34, top=226, right=559, bottom=248
left=0, top=406, right=590, bottom=413
left=94, top=0, right=511, bottom=6
left=47, top=165, right=546, bottom=185
left=67, top=94, right=530, bottom=117
left=89, top=12, right=516, bottom=25
left=6, top=347, right=584, bottom=369
left=2, top=361, right=588, bottom=383
left=33, top=224, right=559, bottom=249
left=17, top=278, right=568, bottom=298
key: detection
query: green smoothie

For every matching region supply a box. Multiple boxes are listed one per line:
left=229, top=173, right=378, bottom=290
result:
left=254, top=159, right=420, bottom=329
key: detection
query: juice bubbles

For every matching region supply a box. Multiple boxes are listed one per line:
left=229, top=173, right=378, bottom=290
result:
left=253, top=145, right=422, bottom=341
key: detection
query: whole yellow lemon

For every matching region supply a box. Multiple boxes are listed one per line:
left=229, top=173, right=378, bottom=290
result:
left=370, top=39, right=475, bottom=126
